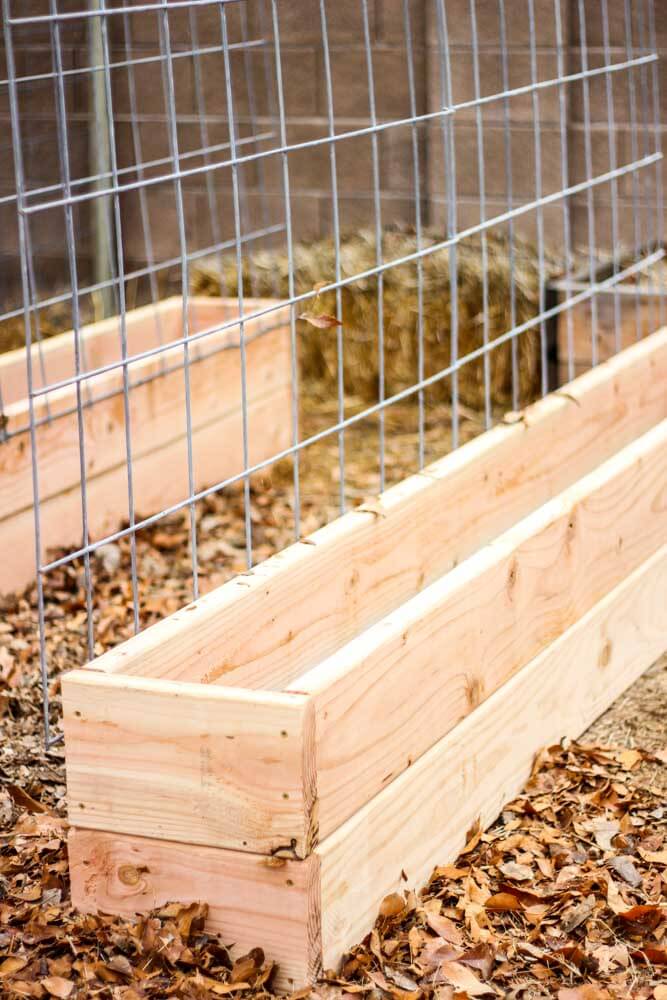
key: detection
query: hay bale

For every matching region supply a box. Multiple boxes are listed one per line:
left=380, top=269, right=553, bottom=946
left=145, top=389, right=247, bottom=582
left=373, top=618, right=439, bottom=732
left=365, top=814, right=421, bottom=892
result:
left=192, top=228, right=559, bottom=410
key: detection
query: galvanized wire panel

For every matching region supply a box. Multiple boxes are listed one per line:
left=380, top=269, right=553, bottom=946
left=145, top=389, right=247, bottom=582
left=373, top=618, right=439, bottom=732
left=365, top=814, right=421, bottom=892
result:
left=0, top=0, right=664, bottom=747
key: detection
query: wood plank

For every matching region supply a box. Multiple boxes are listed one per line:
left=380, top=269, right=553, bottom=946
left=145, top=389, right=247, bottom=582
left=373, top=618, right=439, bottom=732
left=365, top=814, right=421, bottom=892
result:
left=0, top=296, right=266, bottom=406
left=0, top=298, right=179, bottom=406
left=291, top=419, right=667, bottom=840
left=90, top=328, right=667, bottom=688
left=68, top=828, right=321, bottom=991
left=62, top=672, right=316, bottom=857
left=316, top=544, right=667, bottom=972
left=556, top=296, right=657, bottom=382
left=0, top=298, right=290, bottom=520
left=0, top=381, right=290, bottom=595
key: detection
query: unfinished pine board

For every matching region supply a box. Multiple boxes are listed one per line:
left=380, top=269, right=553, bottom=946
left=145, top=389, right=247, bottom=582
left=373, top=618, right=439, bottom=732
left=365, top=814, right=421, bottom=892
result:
left=90, top=327, right=667, bottom=689
left=288, top=417, right=667, bottom=841
left=62, top=677, right=315, bottom=856
left=3, top=388, right=287, bottom=596
left=0, top=297, right=291, bottom=594
left=68, top=829, right=320, bottom=990
left=316, top=542, right=667, bottom=971
left=556, top=291, right=659, bottom=382
left=64, top=419, right=667, bottom=854
left=0, top=297, right=260, bottom=406
left=0, top=297, right=179, bottom=406
left=68, top=544, right=667, bottom=986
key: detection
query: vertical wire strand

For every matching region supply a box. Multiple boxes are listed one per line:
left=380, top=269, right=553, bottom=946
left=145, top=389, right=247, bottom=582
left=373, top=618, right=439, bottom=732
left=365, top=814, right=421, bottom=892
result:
left=647, top=0, right=665, bottom=330
left=319, top=0, right=346, bottom=512
left=99, top=0, right=140, bottom=633
left=159, top=0, right=199, bottom=599
left=402, top=0, right=425, bottom=469
left=189, top=4, right=227, bottom=296
left=121, top=4, right=167, bottom=366
left=256, top=0, right=282, bottom=299
left=434, top=0, right=459, bottom=451
left=219, top=2, right=253, bottom=568
left=553, top=0, right=575, bottom=384
left=270, top=0, right=300, bottom=539
left=497, top=0, right=518, bottom=409
left=635, top=0, right=657, bottom=338
left=238, top=0, right=271, bottom=297
left=600, top=0, right=622, bottom=354
left=2, top=0, right=51, bottom=744
left=361, top=0, right=385, bottom=490
left=576, top=0, right=599, bottom=367
left=49, top=0, right=95, bottom=659
left=623, top=0, right=643, bottom=342
left=527, top=0, right=547, bottom=396
left=468, top=0, right=492, bottom=427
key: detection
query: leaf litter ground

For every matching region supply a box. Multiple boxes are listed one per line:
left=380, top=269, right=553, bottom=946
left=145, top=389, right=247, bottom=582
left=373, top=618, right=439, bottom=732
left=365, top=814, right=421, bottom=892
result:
left=1, top=407, right=666, bottom=998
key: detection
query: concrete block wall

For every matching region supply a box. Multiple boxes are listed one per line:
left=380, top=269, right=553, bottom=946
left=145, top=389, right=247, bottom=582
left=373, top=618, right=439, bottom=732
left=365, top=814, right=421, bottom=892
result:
left=0, top=0, right=665, bottom=313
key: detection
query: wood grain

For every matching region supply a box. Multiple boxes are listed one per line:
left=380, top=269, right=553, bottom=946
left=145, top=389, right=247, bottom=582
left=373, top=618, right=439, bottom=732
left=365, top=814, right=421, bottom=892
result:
left=63, top=672, right=316, bottom=856
left=91, top=328, right=667, bottom=689
left=68, top=828, right=321, bottom=990
left=0, top=382, right=290, bottom=595
left=292, top=418, right=667, bottom=840
left=0, top=298, right=291, bottom=594
left=317, top=544, right=667, bottom=971
left=0, top=298, right=289, bottom=519
left=0, top=297, right=180, bottom=406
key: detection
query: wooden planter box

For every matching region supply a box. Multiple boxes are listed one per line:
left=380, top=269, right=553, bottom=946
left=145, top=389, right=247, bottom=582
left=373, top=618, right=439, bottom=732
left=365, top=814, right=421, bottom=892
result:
left=0, top=297, right=292, bottom=594
left=548, top=259, right=665, bottom=385
left=63, top=329, right=667, bottom=990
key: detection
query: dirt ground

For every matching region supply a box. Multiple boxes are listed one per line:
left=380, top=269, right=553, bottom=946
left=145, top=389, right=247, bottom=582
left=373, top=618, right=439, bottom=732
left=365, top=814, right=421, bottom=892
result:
left=0, top=402, right=665, bottom=999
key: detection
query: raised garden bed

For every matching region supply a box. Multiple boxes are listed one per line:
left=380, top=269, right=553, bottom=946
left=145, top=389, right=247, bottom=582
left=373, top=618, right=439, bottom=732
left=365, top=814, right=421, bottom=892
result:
left=0, top=297, right=292, bottom=594
left=547, top=254, right=666, bottom=385
left=62, top=329, right=667, bottom=989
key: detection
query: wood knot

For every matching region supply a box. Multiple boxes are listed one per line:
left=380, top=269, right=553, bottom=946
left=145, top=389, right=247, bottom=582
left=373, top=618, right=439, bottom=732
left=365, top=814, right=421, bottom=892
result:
left=598, top=638, right=613, bottom=669
left=466, top=675, right=484, bottom=709
left=117, top=864, right=148, bottom=887
left=507, top=560, right=519, bottom=596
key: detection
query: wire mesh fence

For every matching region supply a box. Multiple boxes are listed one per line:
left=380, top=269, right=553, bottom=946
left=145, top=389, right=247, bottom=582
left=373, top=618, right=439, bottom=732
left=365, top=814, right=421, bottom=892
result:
left=0, top=0, right=664, bottom=747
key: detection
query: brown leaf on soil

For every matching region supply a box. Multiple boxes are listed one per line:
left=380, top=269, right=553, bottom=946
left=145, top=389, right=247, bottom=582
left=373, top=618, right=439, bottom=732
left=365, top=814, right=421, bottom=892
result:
left=5, top=783, right=52, bottom=814
left=631, top=947, right=667, bottom=965
left=41, top=976, right=75, bottom=998
left=498, top=861, right=533, bottom=881
left=609, top=854, right=642, bottom=886
left=458, top=943, right=495, bottom=980
left=438, top=960, right=495, bottom=996
left=617, top=904, right=664, bottom=932
left=590, top=818, right=620, bottom=851
left=638, top=847, right=667, bottom=865
left=0, top=956, right=28, bottom=977
left=484, top=892, right=523, bottom=911
left=557, top=987, right=611, bottom=999
left=379, top=893, right=406, bottom=919
left=425, top=913, right=463, bottom=946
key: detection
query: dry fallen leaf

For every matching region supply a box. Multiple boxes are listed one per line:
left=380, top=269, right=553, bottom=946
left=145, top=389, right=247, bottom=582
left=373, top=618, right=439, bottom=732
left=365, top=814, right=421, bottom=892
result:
left=558, top=987, right=611, bottom=999
left=484, top=891, right=522, bottom=911
left=499, top=860, right=533, bottom=881
left=379, top=893, right=406, bottom=919
left=638, top=847, right=667, bottom=865
left=590, top=817, right=620, bottom=851
left=0, top=956, right=28, bottom=977
left=439, top=960, right=495, bottom=996
left=41, top=976, right=75, bottom=998
left=609, top=854, right=642, bottom=886
left=425, top=912, right=463, bottom=947
left=299, top=312, right=343, bottom=329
